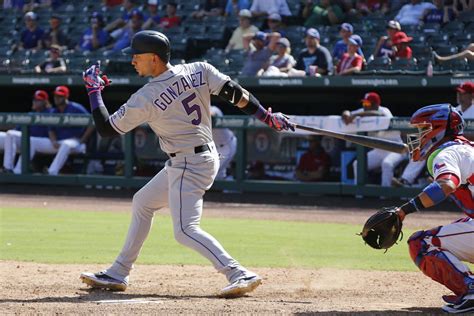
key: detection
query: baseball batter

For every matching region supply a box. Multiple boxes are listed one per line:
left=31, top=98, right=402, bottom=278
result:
left=394, top=104, right=474, bottom=313
left=210, top=105, right=237, bottom=180
left=80, top=30, right=294, bottom=298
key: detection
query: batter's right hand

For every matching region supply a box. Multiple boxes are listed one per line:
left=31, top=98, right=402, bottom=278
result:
left=263, top=107, right=295, bottom=132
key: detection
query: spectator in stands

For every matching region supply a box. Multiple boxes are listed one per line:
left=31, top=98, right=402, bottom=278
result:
left=342, top=92, right=405, bottom=187
left=102, top=0, right=124, bottom=7
left=335, top=35, right=364, bottom=75
left=295, top=136, right=331, bottom=182
left=41, top=15, right=71, bottom=51
left=104, top=0, right=140, bottom=33
left=3, top=0, right=25, bottom=10
left=372, top=20, right=401, bottom=59
left=434, top=43, right=474, bottom=62
left=394, top=0, right=436, bottom=26
left=391, top=31, right=413, bottom=60
left=210, top=105, right=237, bottom=180
left=263, top=13, right=286, bottom=37
left=2, top=90, right=52, bottom=174
left=192, top=0, right=226, bottom=19
left=23, top=0, right=62, bottom=11
left=225, top=9, right=259, bottom=52
left=45, top=86, right=94, bottom=175
left=303, top=0, right=344, bottom=27
left=249, top=0, right=292, bottom=18
left=241, top=31, right=281, bottom=76
left=421, top=0, right=456, bottom=25
left=17, top=11, right=44, bottom=51
left=34, top=44, right=67, bottom=73
left=293, top=28, right=333, bottom=76
left=224, top=0, right=250, bottom=17
left=332, top=23, right=364, bottom=63
left=142, top=0, right=161, bottom=30
left=158, top=2, right=181, bottom=29
left=356, top=0, right=390, bottom=15
left=78, top=12, right=110, bottom=52
left=106, top=9, right=144, bottom=53
left=258, top=37, right=296, bottom=76
left=393, top=81, right=474, bottom=187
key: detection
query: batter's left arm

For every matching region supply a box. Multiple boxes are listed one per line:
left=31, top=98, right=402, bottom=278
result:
left=83, top=63, right=119, bottom=137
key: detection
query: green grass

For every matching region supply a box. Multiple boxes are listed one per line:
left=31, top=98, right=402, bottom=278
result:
left=0, top=207, right=419, bottom=271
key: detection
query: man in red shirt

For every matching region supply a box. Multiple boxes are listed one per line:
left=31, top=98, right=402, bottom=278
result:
left=295, top=136, right=331, bottom=182
left=391, top=31, right=413, bottom=59
left=159, top=2, right=181, bottom=29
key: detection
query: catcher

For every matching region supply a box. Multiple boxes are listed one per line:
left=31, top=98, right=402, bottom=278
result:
left=361, top=104, right=474, bottom=314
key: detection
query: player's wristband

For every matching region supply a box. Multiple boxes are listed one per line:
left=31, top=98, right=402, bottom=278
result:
left=400, top=196, right=424, bottom=215
left=88, top=89, right=104, bottom=111
left=422, top=181, right=447, bottom=204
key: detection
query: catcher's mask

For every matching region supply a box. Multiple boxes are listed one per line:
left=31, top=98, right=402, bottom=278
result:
left=407, top=104, right=464, bottom=162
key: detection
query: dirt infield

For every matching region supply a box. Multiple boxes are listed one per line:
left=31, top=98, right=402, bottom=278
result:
left=0, top=193, right=462, bottom=315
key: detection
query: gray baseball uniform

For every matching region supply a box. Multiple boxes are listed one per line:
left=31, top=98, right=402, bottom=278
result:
left=103, top=62, right=255, bottom=283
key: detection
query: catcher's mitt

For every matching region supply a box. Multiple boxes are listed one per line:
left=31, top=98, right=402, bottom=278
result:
left=359, top=207, right=403, bottom=251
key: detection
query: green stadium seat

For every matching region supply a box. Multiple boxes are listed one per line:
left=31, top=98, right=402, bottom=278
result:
left=442, top=21, right=464, bottom=33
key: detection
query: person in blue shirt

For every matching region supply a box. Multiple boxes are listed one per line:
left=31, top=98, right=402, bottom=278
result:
left=332, top=23, right=364, bottom=63
left=78, top=12, right=110, bottom=52
left=106, top=9, right=144, bottom=53
left=44, top=86, right=94, bottom=175
left=2, top=90, right=52, bottom=174
left=104, top=0, right=140, bottom=33
left=224, top=0, right=251, bottom=17
left=142, top=0, right=161, bottom=29
left=422, top=0, right=456, bottom=25
left=18, top=86, right=94, bottom=175
left=18, top=11, right=44, bottom=51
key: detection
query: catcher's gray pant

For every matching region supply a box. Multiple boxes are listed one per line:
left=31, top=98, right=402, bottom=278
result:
left=105, top=143, right=252, bottom=283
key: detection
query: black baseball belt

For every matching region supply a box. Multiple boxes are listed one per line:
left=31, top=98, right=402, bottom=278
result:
left=169, top=144, right=211, bottom=157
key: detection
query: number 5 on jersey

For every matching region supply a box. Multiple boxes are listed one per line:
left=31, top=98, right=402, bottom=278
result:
left=182, top=93, right=201, bottom=125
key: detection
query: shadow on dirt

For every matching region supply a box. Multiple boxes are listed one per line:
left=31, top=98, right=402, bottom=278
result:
left=295, top=307, right=444, bottom=315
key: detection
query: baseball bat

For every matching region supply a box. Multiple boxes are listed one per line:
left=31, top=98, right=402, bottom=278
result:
left=294, top=123, right=409, bottom=154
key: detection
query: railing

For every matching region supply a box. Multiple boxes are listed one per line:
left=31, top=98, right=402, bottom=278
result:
left=2, top=113, right=472, bottom=198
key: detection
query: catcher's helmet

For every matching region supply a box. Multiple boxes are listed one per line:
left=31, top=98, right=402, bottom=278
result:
left=407, top=103, right=464, bottom=161
left=122, top=30, right=170, bottom=63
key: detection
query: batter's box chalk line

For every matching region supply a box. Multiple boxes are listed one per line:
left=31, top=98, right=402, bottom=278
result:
left=93, top=298, right=163, bottom=304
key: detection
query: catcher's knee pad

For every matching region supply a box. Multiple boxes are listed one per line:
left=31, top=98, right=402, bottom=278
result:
left=407, top=228, right=471, bottom=296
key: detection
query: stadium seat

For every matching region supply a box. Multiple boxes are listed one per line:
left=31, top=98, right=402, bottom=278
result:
left=442, top=21, right=464, bottom=33
left=364, top=56, right=391, bottom=74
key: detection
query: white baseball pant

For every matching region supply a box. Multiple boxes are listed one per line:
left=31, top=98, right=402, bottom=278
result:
left=0, top=131, right=5, bottom=152
left=215, top=136, right=237, bottom=180
left=353, top=148, right=406, bottom=187
left=104, top=142, right=253, bottom=283
left=400, top=160, right=425, bottom=184
left=6, top=133, right=85, bottom=174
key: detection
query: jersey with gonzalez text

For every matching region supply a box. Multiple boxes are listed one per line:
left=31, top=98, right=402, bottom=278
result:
left=109, top=62, right=230, bottom=153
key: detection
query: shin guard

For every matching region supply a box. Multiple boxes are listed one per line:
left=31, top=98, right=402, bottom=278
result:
left=408, top=229, right=474, bottom=297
